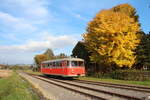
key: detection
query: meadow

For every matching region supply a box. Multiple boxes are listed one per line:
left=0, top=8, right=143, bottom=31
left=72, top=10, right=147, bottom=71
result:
left=0, top=70, right=40, bottom=100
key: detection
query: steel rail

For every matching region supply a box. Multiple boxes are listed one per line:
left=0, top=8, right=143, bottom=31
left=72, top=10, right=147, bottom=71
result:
left=76, top=79, right=150, bottom=90
left=27, top=73, right=143, bottom=100
left=73, top=80, right=150, bottom=93
left=42, top=76, right=143, bottom=100
left=25, top=73, right=147, bottom=100
left=27, top=73, right=107, bottom=100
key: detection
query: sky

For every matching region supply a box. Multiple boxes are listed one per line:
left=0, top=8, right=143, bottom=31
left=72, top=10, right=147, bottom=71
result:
left=0, top=0, right=150, bottom=64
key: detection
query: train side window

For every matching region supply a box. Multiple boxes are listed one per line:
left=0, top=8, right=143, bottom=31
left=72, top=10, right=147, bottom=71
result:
left=42, top=64, right=44, bottom=68
left=44, top=64, right=46, bottom=68
left=67, top=61, right=70, bottom=67
left=56, top=62, right=59, bottom=67
left=71, top=61, right=78, bottom=66
left=46, top=64, right=48, bottom=68
left=57, top=62, right=59, bottom=67
left=60, top=62, right=62, bottom=67
left=49, top=63, right=51, bottom=67
left=55, top=62, right=57, bottom=67
left=50, top=62, right=52, bottom=68
left=53, top=62, right=55, bottom=68
left=43, top=64, right=46, bottom=68
left=58, top=61, right=61, bottom=67
left=53, top=62, right=54, bottom=67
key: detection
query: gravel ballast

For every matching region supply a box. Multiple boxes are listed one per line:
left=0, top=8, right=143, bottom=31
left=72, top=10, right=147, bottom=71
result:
left=19, top=73, right=89, bottom=100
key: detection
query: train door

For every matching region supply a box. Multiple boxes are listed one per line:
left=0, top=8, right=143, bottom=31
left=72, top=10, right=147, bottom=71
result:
left=49, top=62, right=52, bottom=74
left=62, top=61, right=67, bottom=75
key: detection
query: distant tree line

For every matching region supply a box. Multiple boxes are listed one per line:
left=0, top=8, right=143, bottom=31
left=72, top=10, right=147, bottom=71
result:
left=0, top=64, right=32, bottom=70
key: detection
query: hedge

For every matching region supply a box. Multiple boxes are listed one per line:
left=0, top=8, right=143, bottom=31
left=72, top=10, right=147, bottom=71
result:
left=87, top=70, right=150, bottom=81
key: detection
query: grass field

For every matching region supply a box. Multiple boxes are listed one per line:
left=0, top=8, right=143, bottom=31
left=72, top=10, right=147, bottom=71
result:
left=78, top=77, right=150, bottom=86
left=0, top=71, right=40, bottom=100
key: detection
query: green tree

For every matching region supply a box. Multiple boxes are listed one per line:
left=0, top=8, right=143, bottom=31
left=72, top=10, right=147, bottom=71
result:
left=72, top=41, right=92, bottom=72
left=43, top=48, right=54, bottom=60
left=83, top=4, right=141, bottom=68
left=55, top=53, right=68, bottom=59
left=72, top=41, right=90, bottom=62
left=136, top=32, right=150, bottom=69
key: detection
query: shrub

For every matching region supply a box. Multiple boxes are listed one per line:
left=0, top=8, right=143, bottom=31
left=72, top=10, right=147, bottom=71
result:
left=87, top=69, right=150, bottom=81
left=110, top=70, right=150, bottom=81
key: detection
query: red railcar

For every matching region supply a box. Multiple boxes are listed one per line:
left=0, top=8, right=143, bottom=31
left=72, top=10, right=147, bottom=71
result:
left=41, top=58, right=85, bottom=77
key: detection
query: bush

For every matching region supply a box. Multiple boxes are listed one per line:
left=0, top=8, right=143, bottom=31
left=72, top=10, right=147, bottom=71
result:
left=87, top=72, right=111, bottom=79
left=87, top=70, right=150, bottom=81
left=110, top=70, right=150, bottom=81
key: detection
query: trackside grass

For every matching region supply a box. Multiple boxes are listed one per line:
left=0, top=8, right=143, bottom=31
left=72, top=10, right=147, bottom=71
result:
left=78, top=77, right=150, bottom=86
left=0, top=71, right=40, bottom=100
left=24, top=70, right=150, bottom=86
left=24, top=70, right=42, bottom=75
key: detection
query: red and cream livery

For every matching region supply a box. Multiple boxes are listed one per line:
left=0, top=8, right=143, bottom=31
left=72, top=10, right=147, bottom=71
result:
left=41, top=58, right=85, bottom=77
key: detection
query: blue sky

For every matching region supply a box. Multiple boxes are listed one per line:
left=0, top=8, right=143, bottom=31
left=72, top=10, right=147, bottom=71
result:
left=0, top=0, right=149, bottom=64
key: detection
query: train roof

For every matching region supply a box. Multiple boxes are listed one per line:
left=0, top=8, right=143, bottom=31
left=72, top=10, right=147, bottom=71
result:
left=42, top=57, right=84, bottom=63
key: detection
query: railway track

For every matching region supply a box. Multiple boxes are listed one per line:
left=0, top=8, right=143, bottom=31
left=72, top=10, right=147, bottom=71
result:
left=25, top=73, right=149, bottom=100
left=27, top=73, right=107, bottom=100
left=73, top=79, right=150, bottom=93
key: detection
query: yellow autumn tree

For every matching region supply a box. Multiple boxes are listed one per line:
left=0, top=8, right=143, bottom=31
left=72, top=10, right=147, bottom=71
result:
left=111, top=3, right=139, bottom=22
left=83, top=8, right=141, bottom=68
left=34, top=54, right=48, bottom=70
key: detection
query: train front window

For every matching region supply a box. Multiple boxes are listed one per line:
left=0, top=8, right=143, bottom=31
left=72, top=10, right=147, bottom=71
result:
left=71, top=61, right=84, bottom=67
left=78, top=61, right=84, bottom=66
left=71, top=61, right=78, bottom=66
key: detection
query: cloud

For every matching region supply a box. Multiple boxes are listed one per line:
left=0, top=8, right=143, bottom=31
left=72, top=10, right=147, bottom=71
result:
left=73, top=13, right=87, bottom=21
left=59, top=5, right=88, bottom=21
left=0, top=33, right=19, bottom=42
left=0, top=0, right=52, bottom=24
left=0, top=32, right=78, bottom=64
left=0, top=32, right=78, bottom=52
left=0, top=12, right=36, bottom=32
left=0, top=0, right=86, bottom=64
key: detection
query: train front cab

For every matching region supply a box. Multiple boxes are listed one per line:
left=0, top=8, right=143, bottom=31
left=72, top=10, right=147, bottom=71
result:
left=66, top=60, right=85, bottom=77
